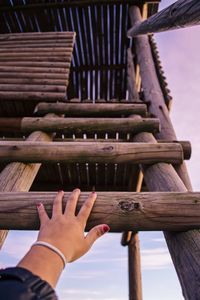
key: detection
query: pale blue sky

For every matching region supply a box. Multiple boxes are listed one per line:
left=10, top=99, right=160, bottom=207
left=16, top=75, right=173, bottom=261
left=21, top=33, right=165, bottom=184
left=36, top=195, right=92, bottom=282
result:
left=1, top=0, right=200, bottom=299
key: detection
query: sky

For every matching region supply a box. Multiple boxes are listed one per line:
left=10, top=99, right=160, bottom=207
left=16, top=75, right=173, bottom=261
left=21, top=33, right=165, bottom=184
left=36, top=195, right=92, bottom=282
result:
left=1, top=0, right=200, bottom=299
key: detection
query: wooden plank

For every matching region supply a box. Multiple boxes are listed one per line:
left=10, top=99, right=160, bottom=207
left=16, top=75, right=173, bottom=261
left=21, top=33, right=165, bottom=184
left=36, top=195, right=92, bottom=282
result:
left=0, top=141, right=183, bottom=164
left=0, top=91, right=66, bottom=101
left=34, top=102, right=147, bottom=116
left=0, top=191, right=199, bottom=231
left=0, top=84, right=66, bottom=93
left=128, top=0, right=200, bottom=36
left=0, top=78, right=67, bottom=86
left=127, top=48, right=139, bottom=101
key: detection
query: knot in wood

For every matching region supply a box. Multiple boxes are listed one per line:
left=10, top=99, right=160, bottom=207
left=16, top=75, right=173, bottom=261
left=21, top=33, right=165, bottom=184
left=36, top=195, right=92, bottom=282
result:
left=102, top=146, right=114, bottom=151
left=118, top=201, right=140, bottom=212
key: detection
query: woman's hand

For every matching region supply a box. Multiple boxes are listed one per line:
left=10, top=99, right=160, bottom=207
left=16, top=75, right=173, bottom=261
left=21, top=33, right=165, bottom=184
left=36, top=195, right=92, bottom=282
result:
left=17, top=189, right=109, bottom=287
left=37, top=189, right=110, bottom=263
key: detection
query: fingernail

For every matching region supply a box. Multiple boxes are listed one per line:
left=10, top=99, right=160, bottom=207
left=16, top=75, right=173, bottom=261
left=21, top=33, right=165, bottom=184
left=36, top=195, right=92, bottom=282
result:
left=102, top=225, right=110, bottom=233
left=92, top=191, right=96, bottom=195
left=36, top=203, right=42, bottom=208
left=58, top=190, right=63, bottom=193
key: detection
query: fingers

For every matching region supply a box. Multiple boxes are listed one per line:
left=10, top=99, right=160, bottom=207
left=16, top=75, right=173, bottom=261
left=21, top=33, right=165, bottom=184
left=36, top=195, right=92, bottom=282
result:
left=37, top=203, right=49, bottom=226
left=52, top=190, right=64, bottom=218
left=64, top=188, right=81, bottom=216
left=77, top=192, right=97, bottom=226
left=85, top=224, right=110, bottom=249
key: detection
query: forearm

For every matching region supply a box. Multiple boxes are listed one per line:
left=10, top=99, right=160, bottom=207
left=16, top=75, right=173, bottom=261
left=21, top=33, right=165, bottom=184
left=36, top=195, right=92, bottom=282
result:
left=17, top=245, right=63, bottom=288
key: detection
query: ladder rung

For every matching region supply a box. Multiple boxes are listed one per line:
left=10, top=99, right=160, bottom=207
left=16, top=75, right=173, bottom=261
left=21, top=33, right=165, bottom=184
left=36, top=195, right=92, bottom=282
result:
left=0, top=117, right=160, bottom=134
left=0, top=141, right=184, bottom=164
left=34, top=102, right=147, bottom=117
left=0, top=191, right=199, bottom=231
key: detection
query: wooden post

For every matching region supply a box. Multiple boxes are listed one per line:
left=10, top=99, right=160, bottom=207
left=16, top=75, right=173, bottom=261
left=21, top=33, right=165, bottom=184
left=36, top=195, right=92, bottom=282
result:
left=0, top=130, right=52, bottom=248
left=128, top=0, right=200, bottom=37
left=127, top=48, right=140, bottom=101
left=129, top=6, right=200, bottom=299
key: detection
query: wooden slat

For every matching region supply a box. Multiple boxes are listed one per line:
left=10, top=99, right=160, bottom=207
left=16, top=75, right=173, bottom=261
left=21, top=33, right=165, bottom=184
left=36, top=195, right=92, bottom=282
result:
left=0, top=191, right=199, bottom=231
left=0, top=141, right=183, bottom=164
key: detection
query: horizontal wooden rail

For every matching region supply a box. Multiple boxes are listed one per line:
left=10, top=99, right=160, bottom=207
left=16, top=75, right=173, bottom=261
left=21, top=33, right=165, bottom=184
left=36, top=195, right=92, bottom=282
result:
left=0, top=117, right=160, bottom=134
left=0, top=142, right=183, bottom=164
left=128, top=0, right=200, bottom=36
left=0, top=192, right=200, bottom=231
left=0, top=138, right=191, bottom=160
left=34, top=102, right=147, bottom=117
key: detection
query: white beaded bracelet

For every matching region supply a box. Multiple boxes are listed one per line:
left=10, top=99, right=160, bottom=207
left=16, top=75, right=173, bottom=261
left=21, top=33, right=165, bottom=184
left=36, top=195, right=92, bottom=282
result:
left=32, top=241, right=67, bottom=268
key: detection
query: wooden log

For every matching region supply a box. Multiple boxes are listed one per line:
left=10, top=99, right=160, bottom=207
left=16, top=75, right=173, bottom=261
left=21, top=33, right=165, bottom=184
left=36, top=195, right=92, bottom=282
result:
left=0, top=117, right=160, bottom=134
left=0, top=61, right=71, bottom=68
left=130, top=6, right=192, bottom=188
left=0, top=92, right=66, bottom=101
left=0, top=84, right=66, bottom=93
left=128, top=233, right=142, bottom=300
left=0, top=32, right=75, bottom=39
left=0, top=56, right=72, bottom=63
left=0, top=191, right=200, bottom=231
left=0, top=141, right=183, bottom=164
left=0, top=66, right=69, bottom=74
left=130, top=7, right=199, bottom=299
left=0, top=48, right=73, bottom=54
left=128, top=0, right=200, bottom=36
left=0, top=73, right=68, bottom=80
left=34, top=102, right=147, bottom=117
left=0, top=131, right=52, bottom=248
left=0, top=44, right=74, bottom=49
left=0, top=78, right=67, bottom=86
left=127, top=48, right=139, bottom=101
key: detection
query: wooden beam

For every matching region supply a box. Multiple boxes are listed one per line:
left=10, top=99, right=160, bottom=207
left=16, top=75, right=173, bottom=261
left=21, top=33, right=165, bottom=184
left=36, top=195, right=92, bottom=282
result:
left=0, top=117, right=160, bottom=134
left=0, top=192, right=199, bottom=231
left=34, top=102, right=147, bottom=117
left=0, top=141, right=183, bottom=164
left=130, top=7, right=199, bottom=299
left=128, top=0, right=200, bottom=36
left=127, top=48, right=140, bottom=101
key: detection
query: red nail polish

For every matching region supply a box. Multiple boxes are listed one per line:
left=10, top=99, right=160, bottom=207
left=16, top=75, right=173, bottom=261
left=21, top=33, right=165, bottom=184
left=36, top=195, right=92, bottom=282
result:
left=36, top=203, right=42, bottom=208
left=103, top=225, right=110, bottom=233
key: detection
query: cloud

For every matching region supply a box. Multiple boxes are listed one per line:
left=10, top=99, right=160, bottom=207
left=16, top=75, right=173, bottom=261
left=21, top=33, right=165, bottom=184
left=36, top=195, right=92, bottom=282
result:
left=141, top=247, right=172, bottom=270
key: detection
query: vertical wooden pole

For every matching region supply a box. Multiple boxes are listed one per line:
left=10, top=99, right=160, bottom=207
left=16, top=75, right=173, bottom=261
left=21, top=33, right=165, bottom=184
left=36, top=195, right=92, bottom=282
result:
left=129, top=6, right=200, bottom=299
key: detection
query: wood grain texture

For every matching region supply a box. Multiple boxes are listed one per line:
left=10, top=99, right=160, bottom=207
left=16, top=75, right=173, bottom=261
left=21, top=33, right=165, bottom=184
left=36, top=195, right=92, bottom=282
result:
left=0, top=117, right=160, bottom=134
left=0, top=192, right=199, bottom=231
left=0, top=141, right=183, bottom=164
left=34, top=102, right=147, bottom=117
left=128, top=0, right=200, bottom=36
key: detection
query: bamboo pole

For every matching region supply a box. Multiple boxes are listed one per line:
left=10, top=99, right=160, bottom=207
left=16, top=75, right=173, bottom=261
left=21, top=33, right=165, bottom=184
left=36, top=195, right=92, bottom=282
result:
left=128, top=0, right=200, bottom=37
left=0, top=141, right=183, bottom=164
left=34, top=102, right=147, bottom=117
left=0, top=117, right=160, bottom=134
left=0, top=191, right=199, bottom=231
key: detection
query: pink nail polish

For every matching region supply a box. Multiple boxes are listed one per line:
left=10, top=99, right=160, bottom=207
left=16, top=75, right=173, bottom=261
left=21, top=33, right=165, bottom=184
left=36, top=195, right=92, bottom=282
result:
left=92, top=191, right=96, bottom=195
left=102, top=225, right=110, bottom=233
left=36, top=203, right=42, bottom=208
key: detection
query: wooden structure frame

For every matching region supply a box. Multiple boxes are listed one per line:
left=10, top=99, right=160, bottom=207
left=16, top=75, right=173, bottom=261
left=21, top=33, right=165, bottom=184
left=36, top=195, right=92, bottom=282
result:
left=0, top=1, right=199, bottom=299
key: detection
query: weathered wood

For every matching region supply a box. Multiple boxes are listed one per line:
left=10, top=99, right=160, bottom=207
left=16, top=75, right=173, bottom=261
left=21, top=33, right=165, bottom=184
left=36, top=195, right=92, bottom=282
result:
left=34, top=102, right=147, bottom=117
left=0, top=92, right=66, bottom=101
left=0, top=142, right=183, bottom=164
left=128, top=0, right=200, bottom=36
left=128, top=233, right=142, bottom=300
left=0, top=131, right=52, bottom=248
left=0, top=32, right=75, bottom=39
left=130, top=6, right=192, bottom=188
left=0, top=62, right=71, bottom=68
left=0, top=56, right=72, bottom=63
left=130, top=7, right=199, bottom=299
left=0, top=73, right=68, bottom=80
left=0, top=117, right=160, bottom=134
left=0, top=66, right=69, bottom=73
left=127, top=48, right=140, bottom=101
left=0, top=44, right=74, bottom=49
left=0, top=78, right=68, bottom=86
left=0, top=192, right=200, bottom=231
left=0, top=84, right=66, bottom=93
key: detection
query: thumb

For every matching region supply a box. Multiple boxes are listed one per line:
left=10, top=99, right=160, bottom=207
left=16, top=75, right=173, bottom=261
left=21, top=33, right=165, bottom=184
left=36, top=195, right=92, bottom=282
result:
left=85, top=224, right=110, bottom=248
